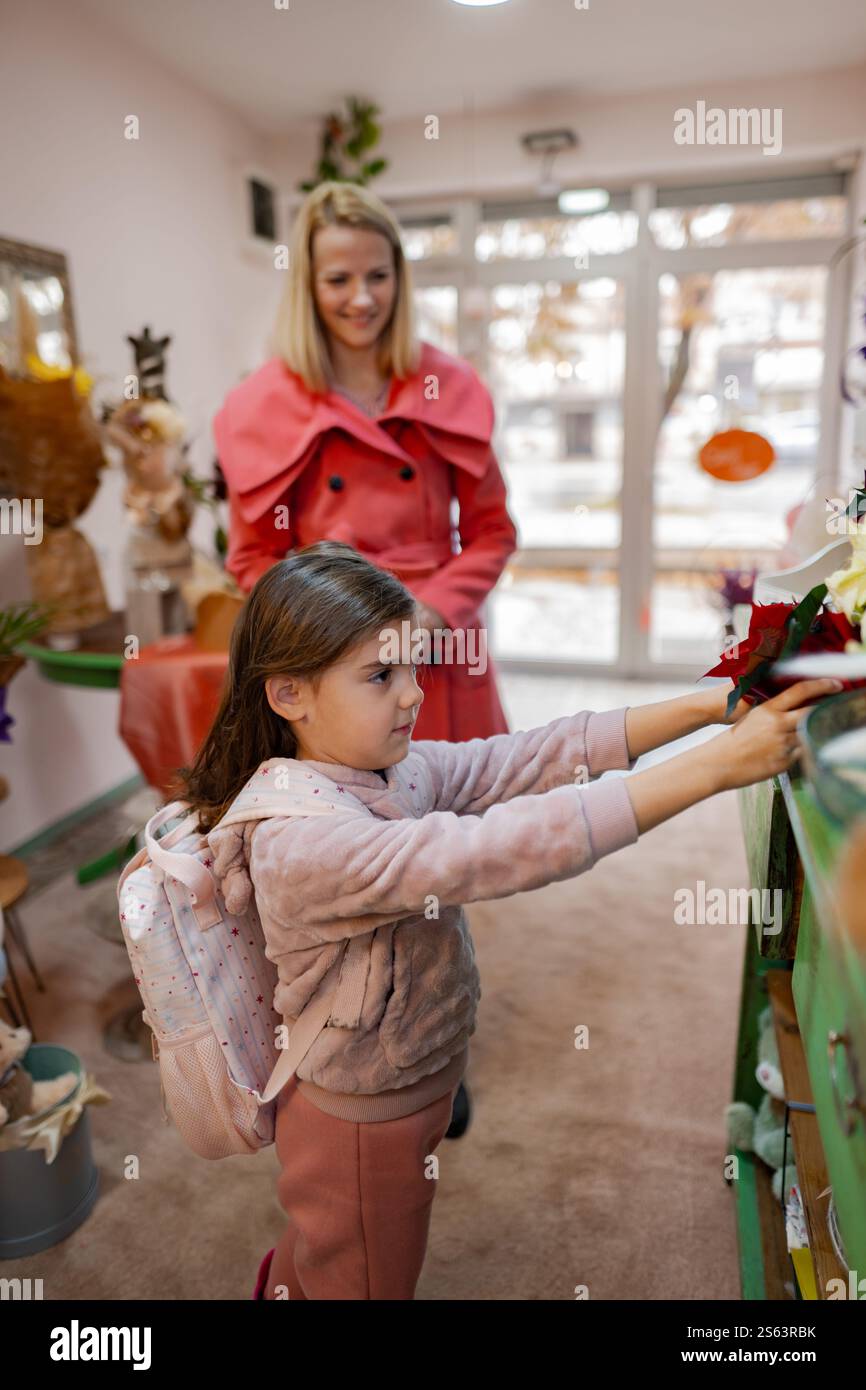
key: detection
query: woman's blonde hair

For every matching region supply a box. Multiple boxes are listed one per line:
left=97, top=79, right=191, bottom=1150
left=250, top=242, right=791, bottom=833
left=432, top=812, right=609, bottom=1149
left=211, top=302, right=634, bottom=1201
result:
left=269, top=181, right=421, bottom=394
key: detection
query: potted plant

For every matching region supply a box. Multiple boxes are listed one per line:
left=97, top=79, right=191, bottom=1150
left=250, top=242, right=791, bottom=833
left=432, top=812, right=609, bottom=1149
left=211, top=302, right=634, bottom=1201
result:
left=0, top=602, right=57, bottom=742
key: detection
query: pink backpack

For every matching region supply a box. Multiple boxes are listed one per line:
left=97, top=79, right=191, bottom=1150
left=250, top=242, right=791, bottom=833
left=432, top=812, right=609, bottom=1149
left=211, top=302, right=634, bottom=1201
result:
left=116, top=762, right=370, bottom=1159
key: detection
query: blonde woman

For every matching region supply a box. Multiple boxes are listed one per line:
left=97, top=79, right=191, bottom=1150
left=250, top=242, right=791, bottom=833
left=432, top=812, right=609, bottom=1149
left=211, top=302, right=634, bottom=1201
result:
left=213, top=180, right=518, bottom=748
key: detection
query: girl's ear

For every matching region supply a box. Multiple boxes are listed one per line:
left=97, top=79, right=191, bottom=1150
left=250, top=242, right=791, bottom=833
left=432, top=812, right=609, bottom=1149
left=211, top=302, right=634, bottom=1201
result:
left=265, top=674, right=306, bottom=723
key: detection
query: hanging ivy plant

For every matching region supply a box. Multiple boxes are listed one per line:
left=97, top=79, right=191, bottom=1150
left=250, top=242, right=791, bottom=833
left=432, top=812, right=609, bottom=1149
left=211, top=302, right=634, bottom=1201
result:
left=298, top=97, right=388, bottom=191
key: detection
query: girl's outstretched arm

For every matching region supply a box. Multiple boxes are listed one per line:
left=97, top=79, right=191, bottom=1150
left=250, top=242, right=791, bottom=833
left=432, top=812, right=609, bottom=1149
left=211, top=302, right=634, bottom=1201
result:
left=247, top=678, right=839, bottom=944
left=250, top=771, right=638, bottom=943
left=411, top=707, right=636, bottom=816
left=623, top=685, right=750, bottom=760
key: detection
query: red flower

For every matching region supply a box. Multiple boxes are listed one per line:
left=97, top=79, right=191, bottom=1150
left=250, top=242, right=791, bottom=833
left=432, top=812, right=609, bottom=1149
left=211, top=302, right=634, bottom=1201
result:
left=704, top=600, right=862, bottom=707
left=704, top=602, right=792, bottom=688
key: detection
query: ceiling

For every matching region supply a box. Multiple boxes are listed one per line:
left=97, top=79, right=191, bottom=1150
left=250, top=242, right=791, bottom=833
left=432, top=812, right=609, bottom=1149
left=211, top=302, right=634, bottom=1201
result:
left=79, top=0, right=866, bottom=134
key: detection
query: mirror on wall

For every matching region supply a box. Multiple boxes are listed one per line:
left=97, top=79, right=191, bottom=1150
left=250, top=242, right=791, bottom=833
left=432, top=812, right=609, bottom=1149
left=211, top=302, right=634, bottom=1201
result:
left=0, top=237, right=79, bottom=377
left=0, top=237, right=79, bottom=495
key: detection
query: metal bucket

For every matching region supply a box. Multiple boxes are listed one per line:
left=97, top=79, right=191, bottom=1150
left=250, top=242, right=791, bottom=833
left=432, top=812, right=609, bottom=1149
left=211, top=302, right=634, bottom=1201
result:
left=0, top=1043, right=99, bottom=1259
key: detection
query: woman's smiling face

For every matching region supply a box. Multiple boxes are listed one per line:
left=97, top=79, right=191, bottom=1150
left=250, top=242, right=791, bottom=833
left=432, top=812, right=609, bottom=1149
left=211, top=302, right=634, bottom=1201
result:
left=311, top=224, right=397, bottom=354
left=265, top=628, right=424, bottom=770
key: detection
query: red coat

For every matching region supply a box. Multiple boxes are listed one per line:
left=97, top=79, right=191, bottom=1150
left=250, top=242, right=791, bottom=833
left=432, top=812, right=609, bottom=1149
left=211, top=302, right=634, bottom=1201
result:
left=213, top=340, right=518, bottom=742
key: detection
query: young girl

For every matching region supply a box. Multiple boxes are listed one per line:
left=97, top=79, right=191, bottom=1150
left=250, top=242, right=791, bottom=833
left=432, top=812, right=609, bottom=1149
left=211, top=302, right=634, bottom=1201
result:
left=171, top=540, right=840, bottom=1301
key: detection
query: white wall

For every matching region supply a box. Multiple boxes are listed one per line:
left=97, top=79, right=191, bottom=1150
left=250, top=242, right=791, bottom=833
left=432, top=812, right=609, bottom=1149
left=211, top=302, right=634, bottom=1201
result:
left=2, top=5, right=865, bottom=847
left=0, top=4, right=283, bottom=848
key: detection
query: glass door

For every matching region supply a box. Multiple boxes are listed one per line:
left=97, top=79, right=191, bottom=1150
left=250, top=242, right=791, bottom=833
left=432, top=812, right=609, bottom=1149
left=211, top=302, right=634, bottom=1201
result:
left=648, top=263, right=830, bottom=667
left=482, top=277, right=626, bottom=664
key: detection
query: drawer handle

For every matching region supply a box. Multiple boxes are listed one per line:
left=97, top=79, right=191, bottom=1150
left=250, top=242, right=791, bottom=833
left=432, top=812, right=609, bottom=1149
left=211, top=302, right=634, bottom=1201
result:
left=827, top=1030, right=866, bottom=1136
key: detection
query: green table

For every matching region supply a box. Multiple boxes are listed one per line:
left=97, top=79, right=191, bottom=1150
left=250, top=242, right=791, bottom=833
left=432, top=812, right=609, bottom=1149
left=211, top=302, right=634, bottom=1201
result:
left=733, top=771, right=866, bottom=1299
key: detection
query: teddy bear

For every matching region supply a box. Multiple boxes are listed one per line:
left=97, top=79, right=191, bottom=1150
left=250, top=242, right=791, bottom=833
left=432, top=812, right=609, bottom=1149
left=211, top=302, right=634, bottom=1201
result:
left=0, top=1018, right=79, bottom=1128
left=726, top=1004, right=799, bottom=1202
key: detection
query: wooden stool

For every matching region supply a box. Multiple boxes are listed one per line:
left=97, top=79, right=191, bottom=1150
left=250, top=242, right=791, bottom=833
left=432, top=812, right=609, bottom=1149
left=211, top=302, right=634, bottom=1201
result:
left=0, top=855, right=44, bottom=1035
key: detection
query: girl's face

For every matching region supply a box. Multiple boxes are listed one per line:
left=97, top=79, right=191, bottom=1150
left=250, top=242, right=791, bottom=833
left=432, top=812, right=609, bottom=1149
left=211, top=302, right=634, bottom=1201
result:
left=311, top=224, right=397, bottom=355
left=265, top=628, right=424, bottom=770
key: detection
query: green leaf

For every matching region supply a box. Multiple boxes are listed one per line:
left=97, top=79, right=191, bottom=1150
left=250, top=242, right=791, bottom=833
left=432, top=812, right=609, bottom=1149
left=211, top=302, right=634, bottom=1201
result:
left=725, top=680, right=747, bottom=719
left=844, top=479, right=866, bottom=524
left=726, top=660, right=772, bottom=718
left=725, top=582, right=830, bottom=716
left=0, top=600, right=59, bottom=654
left=777, top=583, right=827, bottom=661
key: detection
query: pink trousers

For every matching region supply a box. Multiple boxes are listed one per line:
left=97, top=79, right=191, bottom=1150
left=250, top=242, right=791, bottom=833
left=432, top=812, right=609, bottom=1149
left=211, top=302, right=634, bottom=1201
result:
left=263, top=1075, right=459, bottom=1300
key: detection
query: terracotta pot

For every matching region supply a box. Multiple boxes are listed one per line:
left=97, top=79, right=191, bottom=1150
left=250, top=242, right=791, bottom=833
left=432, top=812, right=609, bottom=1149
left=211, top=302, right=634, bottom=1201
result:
left=0, top=654, right=26, bottom=687
left=194, top=592, right=245, bottom=651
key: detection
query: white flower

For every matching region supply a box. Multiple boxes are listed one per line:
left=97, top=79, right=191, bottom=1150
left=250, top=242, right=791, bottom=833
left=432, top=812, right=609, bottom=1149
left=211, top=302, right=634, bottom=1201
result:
left=826, top=518, right=866, bottom=624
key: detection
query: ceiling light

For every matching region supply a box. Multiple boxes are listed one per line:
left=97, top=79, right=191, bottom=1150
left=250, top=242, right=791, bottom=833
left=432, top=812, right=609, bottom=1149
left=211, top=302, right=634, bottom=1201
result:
left=558, top=188, right=610, bottom=215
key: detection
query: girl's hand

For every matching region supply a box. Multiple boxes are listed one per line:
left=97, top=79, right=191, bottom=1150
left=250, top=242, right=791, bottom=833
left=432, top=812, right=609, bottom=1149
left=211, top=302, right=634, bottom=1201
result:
left=707, top=678, right=843, bottom=790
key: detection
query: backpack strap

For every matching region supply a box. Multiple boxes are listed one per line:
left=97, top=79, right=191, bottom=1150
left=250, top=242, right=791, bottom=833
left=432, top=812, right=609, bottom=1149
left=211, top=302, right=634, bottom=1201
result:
left=144, top=801, right=223, bottom=931
left=216, top=797, right=375, bottom=1089
left=259, top=942, right=350, bottom=1105
left=329, top=934, right=372, bottom=1029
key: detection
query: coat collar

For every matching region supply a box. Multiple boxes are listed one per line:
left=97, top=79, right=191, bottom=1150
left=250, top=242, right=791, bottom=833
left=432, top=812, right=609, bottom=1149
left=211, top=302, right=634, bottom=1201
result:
left=214, top=339, right=494, bottom=525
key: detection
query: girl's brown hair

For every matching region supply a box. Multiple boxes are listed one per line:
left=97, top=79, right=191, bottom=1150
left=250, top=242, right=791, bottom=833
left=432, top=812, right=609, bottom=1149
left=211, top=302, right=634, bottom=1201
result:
left=167, top=541, right=418, bottom=833
left=268, top=180, right=421, bottom=394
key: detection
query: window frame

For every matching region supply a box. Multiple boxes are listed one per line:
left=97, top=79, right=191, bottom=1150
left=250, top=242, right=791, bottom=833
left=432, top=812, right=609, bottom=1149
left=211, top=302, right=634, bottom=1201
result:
left=394, top=171, right=854, bottom=678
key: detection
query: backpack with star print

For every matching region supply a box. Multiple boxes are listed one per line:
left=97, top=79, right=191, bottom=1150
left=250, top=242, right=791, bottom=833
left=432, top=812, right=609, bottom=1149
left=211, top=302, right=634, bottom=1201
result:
left=116, top=761, right=370, bottom=1160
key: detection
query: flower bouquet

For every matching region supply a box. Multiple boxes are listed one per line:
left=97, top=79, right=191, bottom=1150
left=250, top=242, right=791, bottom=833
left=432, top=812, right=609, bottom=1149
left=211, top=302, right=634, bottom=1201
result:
left=703, top=477, right=866, bottom=718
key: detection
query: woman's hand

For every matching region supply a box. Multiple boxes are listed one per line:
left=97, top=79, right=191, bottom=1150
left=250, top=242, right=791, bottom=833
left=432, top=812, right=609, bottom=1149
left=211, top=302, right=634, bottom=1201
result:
left=411, top=602, right=448, bottom=663
left=706, top=678, right=843, bottom=790
left=414, top=602, right=447, bottom=634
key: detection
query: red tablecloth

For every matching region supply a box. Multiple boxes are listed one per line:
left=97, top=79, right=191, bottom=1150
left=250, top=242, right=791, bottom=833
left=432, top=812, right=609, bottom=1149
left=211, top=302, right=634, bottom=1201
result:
left=118, top=635, right=228, bottom=796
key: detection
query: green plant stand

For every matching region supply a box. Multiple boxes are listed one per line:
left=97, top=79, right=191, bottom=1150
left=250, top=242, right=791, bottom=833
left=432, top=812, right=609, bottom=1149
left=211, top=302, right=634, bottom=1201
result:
left=17, top=615, right=151, bottom=1061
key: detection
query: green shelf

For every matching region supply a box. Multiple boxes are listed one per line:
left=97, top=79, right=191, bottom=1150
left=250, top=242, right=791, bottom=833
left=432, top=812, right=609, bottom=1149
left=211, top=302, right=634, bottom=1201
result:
left=16, top=639, right=122, bottom=688
left=14, top=611, right=127, bottom=689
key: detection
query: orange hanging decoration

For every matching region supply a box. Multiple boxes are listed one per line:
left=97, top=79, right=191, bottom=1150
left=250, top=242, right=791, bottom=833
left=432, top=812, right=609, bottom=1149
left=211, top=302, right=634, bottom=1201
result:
left=698, top=428, right=775, bottom=482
